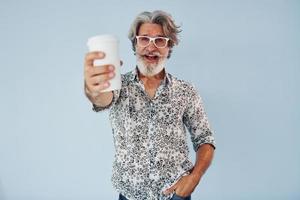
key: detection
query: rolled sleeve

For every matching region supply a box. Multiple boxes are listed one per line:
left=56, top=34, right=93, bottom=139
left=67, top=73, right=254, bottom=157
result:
left=183, top=85, right=216, bottom=151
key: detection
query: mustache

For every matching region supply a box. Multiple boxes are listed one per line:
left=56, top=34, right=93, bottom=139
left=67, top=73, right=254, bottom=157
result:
left=139, top=50, right=163, bottom=57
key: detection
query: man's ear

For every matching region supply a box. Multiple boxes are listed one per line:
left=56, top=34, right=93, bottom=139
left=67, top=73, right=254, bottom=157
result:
left=167, top=49, right=172, bottom=59
left=133, top=42, right=137, bottom=55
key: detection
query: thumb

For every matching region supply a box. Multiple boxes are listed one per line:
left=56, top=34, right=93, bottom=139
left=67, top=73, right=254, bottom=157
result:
left=163, top=183, right=177, bottom=195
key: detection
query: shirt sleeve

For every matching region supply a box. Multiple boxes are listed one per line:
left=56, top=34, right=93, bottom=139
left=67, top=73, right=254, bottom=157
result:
left=92, top=89, right=120, bottom=112
left=183, top=85, right=216, bottom=152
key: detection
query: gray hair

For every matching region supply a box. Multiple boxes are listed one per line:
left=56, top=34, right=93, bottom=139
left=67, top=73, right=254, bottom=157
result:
left=128, top=10, right=181, bottom=58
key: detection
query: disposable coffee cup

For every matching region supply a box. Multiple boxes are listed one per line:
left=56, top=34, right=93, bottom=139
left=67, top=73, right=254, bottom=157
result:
left=87, top=34, right=121, bottom=92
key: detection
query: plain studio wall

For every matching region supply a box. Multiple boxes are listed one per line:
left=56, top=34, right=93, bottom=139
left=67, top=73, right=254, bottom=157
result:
left=0, top=0, right=299, bottom=200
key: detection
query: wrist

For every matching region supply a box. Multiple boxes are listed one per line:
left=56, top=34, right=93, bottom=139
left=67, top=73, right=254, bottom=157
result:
left=190, top=170, right=203, bottom=183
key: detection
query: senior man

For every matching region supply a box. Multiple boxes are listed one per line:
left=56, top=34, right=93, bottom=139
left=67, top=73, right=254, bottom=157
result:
left=84, top=10, right=216, bottom=200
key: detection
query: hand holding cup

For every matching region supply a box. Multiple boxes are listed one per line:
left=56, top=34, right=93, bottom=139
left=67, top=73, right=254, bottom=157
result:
left=84, top=35, right=121, bottom=96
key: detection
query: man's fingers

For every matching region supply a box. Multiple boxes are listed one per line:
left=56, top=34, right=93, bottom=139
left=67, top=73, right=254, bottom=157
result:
left=89, top=73, right=115, bottom=85
left=91, top=65, right=115, bottom=76
left=163, top=184, right=177, bottom=195
left=94, top=65, right=114, bottom=74
left=85, top=51, right=105, bottom=62
left=84, top=51, right=105, bottom=67
left=84, top=51, right=118, bottom=94
left=85, top=65, right=114, bottom=77
left=90, top=82, right=110, bottom=95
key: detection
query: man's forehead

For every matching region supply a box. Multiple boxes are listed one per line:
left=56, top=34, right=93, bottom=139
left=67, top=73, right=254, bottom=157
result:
left=138, top=23, right=164, bottom=36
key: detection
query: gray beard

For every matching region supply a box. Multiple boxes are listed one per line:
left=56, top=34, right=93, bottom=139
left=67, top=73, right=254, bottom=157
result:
left=136, top=55, right=166, bottom=76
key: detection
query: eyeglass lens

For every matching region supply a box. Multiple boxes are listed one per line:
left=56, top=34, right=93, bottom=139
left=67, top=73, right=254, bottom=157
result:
left=137, top=36, right=168, bottom=48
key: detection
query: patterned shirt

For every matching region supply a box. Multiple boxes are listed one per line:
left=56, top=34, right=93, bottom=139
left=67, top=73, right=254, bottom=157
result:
left=93, top=69, right=215, bottom=200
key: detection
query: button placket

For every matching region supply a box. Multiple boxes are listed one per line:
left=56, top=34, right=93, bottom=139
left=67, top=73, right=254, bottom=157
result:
left=147, top=100, right=158, bottom=181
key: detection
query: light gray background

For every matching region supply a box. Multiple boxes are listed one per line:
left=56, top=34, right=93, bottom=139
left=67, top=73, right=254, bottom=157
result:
left=0, top=0, right=299, bottom=199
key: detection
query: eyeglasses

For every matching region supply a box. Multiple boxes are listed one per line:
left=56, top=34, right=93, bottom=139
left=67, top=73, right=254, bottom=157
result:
left=136, top=36, right=170, bottom=48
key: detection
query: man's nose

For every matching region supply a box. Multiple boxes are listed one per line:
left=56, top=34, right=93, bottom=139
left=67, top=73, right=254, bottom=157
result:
left=146, top=40, right=157, bottom=51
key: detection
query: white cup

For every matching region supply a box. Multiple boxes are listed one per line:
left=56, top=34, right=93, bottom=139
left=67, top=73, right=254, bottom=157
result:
left=87, top=34, right=121, bottom=92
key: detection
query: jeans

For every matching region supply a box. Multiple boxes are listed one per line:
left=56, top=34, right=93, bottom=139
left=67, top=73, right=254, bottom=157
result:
left=171, top=193, right=191, bottom=200
left=118, top=193, right=191, bottom=200
left=118, top=194, right=128, bottom=200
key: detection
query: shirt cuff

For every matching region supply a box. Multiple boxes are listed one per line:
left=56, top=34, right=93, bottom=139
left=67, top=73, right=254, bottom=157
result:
left=92, top=101, right=113, bottom=112
left=193, top=135, right=216, bottom=152
left=92, top=90, right=120, bottom=112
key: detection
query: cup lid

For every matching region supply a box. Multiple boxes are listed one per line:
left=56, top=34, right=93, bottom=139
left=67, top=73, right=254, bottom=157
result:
left=87, top=34, right=118, bottom=46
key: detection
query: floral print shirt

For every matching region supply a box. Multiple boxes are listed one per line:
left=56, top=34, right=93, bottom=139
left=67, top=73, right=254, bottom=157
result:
left=93, top=69, right=215, bottom=200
